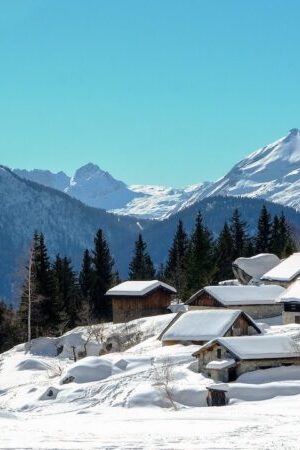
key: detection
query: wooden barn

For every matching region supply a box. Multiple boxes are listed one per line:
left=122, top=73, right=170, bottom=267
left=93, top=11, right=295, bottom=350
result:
left=193, top=334, right=300, bottom=382
left=185, top=285, right=285, bottom=319
left=158, top=309, right=261, bottom=346
left=261, top=253, right=300, bottom=287
left=106, top=280, right=176, bottom=323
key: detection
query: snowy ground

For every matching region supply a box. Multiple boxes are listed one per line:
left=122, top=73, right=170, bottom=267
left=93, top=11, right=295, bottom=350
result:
left=1, top=314, right=300, bottom=449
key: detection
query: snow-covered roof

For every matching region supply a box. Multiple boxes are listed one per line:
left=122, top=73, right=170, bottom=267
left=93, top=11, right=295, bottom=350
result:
left=194, top=335, right=300, bottom=360
left=160, top=309, right=258, bottom=342
left=205, top=359, right=236, bottom=370
left=106, top=280, right=177, bottom=297
left=191, top=285, right=285, bottom=306
left=261, top=253, right=300, bottom=282
left=277, top=279, right=300, bottom=303
left=233, top=253, right=280, bottom=280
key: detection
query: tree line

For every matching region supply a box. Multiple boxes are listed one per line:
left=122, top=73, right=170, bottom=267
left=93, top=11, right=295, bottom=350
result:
left=0, top=205, right=296, bottom=352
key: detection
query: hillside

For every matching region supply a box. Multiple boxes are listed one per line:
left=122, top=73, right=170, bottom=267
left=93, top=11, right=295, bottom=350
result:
left=1, top=165, right=300, bottom=303
left=1, top=314, right=300, bottom=448
left=0, top=166, right=143, bottom=302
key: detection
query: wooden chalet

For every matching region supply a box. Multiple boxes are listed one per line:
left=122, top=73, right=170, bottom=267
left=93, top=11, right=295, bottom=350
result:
left=106, top=280, right=176, bottom=323
left=193, top=334, right=300, bottom=382
left=185, top=285, right=285, bottom=319
left=158, top=309, right=261, bottom=346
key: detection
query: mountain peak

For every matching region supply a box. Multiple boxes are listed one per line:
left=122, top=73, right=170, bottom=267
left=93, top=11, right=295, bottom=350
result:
left=288, top=128, right=300, bottom=136
left=73, top=163, right=106, bottom=181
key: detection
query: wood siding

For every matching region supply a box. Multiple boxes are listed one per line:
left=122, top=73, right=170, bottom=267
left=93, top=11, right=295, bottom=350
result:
left=112, top=288, right=172, bottom=323
left=188, top=291, right=221, bottom=307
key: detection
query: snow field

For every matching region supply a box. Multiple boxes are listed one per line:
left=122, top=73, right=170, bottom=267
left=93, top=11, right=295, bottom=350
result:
left=1, top=313, right=300, bottom=448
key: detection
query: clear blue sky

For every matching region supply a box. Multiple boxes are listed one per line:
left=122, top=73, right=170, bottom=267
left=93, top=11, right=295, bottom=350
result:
left=1, top=0, right=300, bottom=186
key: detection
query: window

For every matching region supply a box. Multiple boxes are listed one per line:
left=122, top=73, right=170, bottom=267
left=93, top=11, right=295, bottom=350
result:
left=217, top=348, right=222, bottom=359
left=295, top=316, right=300, bottom=324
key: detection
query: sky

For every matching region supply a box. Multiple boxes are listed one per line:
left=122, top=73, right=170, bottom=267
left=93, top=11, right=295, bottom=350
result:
left=1, top=0, right=300, bottom=187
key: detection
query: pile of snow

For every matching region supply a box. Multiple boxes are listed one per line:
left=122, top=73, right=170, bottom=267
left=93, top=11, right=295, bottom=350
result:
left=233, top=253, right=281, bottom=283
left=60, top=357, right=123, bottom=384
left=16, top=359, right=51, bottom=371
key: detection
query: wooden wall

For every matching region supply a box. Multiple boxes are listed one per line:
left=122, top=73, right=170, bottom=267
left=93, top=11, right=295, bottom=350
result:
left=188, top=291, right=221, bottom=307
left=112, top=288, right=172, bottom=323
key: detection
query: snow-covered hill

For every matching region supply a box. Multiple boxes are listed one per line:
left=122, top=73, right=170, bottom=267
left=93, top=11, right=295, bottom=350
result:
left=13, top=128, right=300, bottom=219
left=1, top=314, right=300, bottom=449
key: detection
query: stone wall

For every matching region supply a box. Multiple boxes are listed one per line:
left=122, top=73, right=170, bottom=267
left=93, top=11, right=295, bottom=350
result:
left=283, top=311, right=300, bottom=325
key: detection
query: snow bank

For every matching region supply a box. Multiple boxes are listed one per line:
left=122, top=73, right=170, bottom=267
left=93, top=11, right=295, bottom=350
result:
left=16, top=359, right=51, bottom=371
left=60, top=356, right=123, bottom=384
left=234, top=253, right=280, bottom=281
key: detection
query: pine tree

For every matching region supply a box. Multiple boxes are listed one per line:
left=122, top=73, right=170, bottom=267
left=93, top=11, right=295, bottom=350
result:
left=214, top=222, right=234, bottom=281
left=230, top=209, right=248, bottom=259
left=270, top=214, right=282, bottom=256
left=18, top=232, right=54, bottom=338
left=255, top=205, right=272, bottom=253
left=186, top=212, right=215, bottom=296
left=164, top=220, right=189, bottom=298
left=128, top=234, right=155, bottom=280
left=52, top=255, right=81, bottom=331
left=156, top=263, right=165, bottom=281
left=79, top=249, right=93, bottom=299
left=90, top=229, right=114, bottom=321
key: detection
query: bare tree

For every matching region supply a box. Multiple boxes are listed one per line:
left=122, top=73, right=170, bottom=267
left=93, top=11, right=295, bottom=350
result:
left=151, top=358, right=177, bottom=410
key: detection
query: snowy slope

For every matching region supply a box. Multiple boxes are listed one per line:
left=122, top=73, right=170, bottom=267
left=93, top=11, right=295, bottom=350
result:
left=1, top=314, right=300, bottom=448
left=204, top=128, right=300, bottom=210
left=14, top=164, right=212, bottom=220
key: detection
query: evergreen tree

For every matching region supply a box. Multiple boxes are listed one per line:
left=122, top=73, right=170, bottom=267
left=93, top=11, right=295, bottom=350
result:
left=52, top=255, right=81, bottom=331
left=0, top=301, right=19, bottom=353
left=186, top=212, right=215, bottom=296
left=270, top=214, right=282, bottom=256
left=128, top=234, right=155, bottom=280
left=156, top=263, right=165, bottom=281
left=18, top=232, right=54, bottom=337
left=214, top=222, right=234, bottom=281
left=164, top=220, right=189, bottom=298
left=79, top=249, right=93, bottom=299
left=90, top=229, right=114, bottom=321
left=255, top=205, right=272, bottom=253
left=278, top=213, right=297, bottom=257
left=230, top=209, right=248, bottom=259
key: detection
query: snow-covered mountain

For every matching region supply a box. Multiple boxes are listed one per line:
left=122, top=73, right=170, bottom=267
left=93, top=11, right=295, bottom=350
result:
left=204, top=128, right=300, bottom=209
left=14, top=164, right=212, bottom=220
left=13, top=128, right=300, bottom=219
